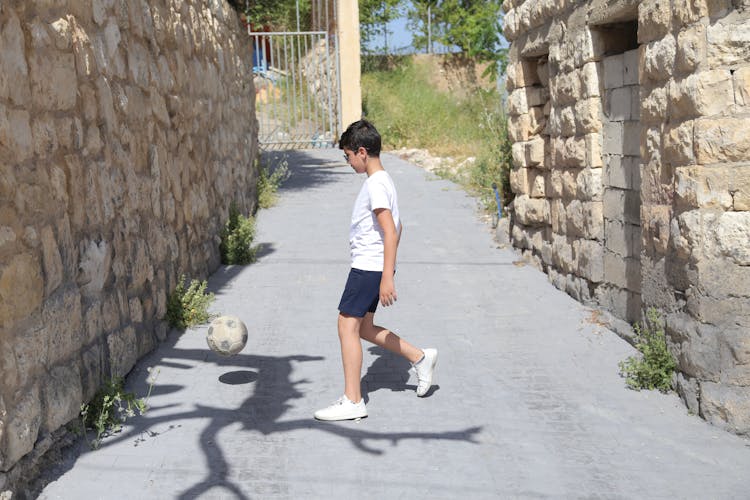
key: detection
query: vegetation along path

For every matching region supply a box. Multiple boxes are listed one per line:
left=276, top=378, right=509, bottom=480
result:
left=40, top=149, right=750, bottom=499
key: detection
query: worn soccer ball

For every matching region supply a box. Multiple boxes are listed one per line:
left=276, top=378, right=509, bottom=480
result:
left=206, top=315, right=248, bottom=356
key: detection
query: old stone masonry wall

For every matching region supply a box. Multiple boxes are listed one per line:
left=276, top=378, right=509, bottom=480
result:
left=0, top=0, right=257, bottom=477
left=503, top=0, right=750, bottom=433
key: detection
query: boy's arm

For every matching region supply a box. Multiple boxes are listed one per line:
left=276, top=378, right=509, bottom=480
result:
left=374, top=208, right=398, bottom=307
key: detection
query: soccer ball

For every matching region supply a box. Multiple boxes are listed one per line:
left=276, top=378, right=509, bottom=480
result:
left=206, top=315, right=248, bottom=356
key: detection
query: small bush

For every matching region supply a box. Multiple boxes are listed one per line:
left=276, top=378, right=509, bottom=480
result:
left=220, top=202, right=257, bottom=265
left=165, top=275, right=215, bottom=329
left=619, top=308, right=676, bottom=393
left=258, top=156, right=289, bottom=209
left=80, top=377, right=147, bottom=449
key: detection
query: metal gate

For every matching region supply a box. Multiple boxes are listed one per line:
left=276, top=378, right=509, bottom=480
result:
left=249, top=1, right=340, bottom=150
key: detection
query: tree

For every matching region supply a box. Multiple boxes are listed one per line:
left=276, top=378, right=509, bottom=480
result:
left=406, top=0, right=507, bottom=77
left=360, top=0, right=403, bottom=54
left=230, top=0, right=312, bottom=31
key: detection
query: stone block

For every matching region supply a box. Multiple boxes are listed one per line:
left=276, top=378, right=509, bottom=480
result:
left=575, top=239, right=605, bottom=283
left=674, top=372, right=701, bottom=415
left=107, top=326, right=138, bottom=378
left=576, top=167, right=603, bottom=201
left=4, top=387, right=41, bottom=470
left=622, top=121, right=641, bottom=157
left=508, top=113, right=532, bottom=142
left=552, top=233, right=576, bottom=273
left=638, top=0, right=672, bottom=43
left=527, top=137, right=546, bottom=167
left=604, top=187, right=642, bottom=225
left=550, top=199, right=566, bottom=233
left=507, top=59, right=542, bottom=90
left=512, top=142, right=527, bottom=168
left=567, top=200, right=604, bottom=240
left=603, top=250, right=641, bottom=292
left=623, top=49, right=639, bottom=85
left=630, top=86, right=641, bottom=121
left=508, top=88, right=530, bottom=116
left=29, top=51, right=77, bottom=111
left=605, top=155, right=628, bottom=189
left=41, top=286, right=81, bottom=359
left=603, top=121, right=623, bottom=155
left=77, top=239, right=112, bottom=297
left=672, top=0, right=709, bottom=24
left=677, top=24, right=707, bottom=73
left=32, top=115, right=59, bottom=160
left=735, top=66, right=750, bottom=107
left=664, top=120, right=695, bottom=166
left=640, top=85, right=668, bottom=124
left=585, top=133, right=604, bottom=168
left=562, top=168, right=579, bottom=199
left=40, top=226, right=63, bottom=297
left=530, top=170, right=546, bottom=198
left=575, top=98, right=602, bottom=134
left=0, top=253, right=44, bottom=329
left=695, top=116, right=750, bottom=164
left=511, top=166, right=529, bottom=195
left=606, top=86, right=632, bottom=121
left=549, top=169, right=564, bottom=198
left=700, top=382, right=750, bottom=434
left=707, top=19, right=750, bottom=68
left=552, top=70, right=581, bottom=105
left=603, top=54, right=624, bottom=90
left=641, top=204, right=671, bottom=255
left=0, top=12, right=31, bottom=106
left=666, top=312, right=721, bottom=381
left=670, top=70, right=735, bottom=119
left=513, top=194, right=550, bottom=226
left=581, top=62, right=602, bottom=98
left=0, top=106, right=33, bottom=163
left=42, top=364, right=83, bottom=432
left=559, top=106, right=577, bottom=137
left=641, top=36, right=676, bottom=82
left=605, top=218, right=628, bottom=255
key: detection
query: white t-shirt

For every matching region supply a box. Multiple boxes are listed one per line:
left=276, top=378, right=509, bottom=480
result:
left=349, top=170, right=400, bottom=271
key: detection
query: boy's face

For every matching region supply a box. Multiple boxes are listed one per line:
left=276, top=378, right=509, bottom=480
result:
left=343, top=147, right=367, bottom=174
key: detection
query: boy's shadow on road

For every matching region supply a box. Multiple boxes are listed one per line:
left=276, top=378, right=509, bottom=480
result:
left=361, top=346, right=440, bottom=401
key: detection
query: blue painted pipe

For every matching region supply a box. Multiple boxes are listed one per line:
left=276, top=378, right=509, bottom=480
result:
left=492, top=182, right=503, bottom=219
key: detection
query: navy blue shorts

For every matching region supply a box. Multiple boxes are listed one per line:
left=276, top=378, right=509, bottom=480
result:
left=338, top=268, right=382, bottom=317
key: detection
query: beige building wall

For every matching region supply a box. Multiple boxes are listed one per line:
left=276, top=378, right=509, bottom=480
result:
left=0, top=0, right=258, bottom=481
left=503, top=0, right=750, bottom=433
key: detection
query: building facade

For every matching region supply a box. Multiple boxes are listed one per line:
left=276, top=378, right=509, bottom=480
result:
left=503, top=0, right=750, bottom=432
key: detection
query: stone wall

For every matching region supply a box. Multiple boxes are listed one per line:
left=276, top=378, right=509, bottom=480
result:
left=0, top=0, right=257, bottom=480
left=503, top=0, right=750, bottom=433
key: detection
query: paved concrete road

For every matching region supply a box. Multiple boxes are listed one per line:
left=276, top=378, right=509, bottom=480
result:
left=39, top=149, right=750, bottom=499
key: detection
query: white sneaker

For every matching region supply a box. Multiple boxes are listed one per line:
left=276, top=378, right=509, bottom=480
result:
left=314, top=395, right=368, bottom=421
left=413, top=348, right=438, bottom=397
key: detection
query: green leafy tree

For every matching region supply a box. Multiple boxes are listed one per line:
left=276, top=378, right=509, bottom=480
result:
left=406, top=0, right=507, bottom=77
left=230, top=0, right=312, bottom=31
left=360, top=0, right=404, bottom=54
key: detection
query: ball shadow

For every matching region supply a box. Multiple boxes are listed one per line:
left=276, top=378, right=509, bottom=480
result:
left=218, top=370, right=259, bottom=385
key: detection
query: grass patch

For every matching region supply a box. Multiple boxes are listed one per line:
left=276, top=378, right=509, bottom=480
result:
left=258, top=154, right=290, bottom=209
left=165, top=275, right=215, bottom=329
left=618, top=308, right=676, bottom=393
left=362, top=56, right=513, bottom=212
left=220, top=202, right=257, bottom=265
left=79, top=371, right=158, bottom=449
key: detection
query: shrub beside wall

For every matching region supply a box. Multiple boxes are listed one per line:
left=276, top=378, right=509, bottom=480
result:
left=0, top=0, right=258, bottom=479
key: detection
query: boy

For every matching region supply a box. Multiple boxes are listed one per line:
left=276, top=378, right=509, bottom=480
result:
left=314, top=119, right=438, bottom=421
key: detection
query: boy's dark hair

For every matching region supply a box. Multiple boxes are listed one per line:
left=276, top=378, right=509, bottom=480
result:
left=338, top=119, right=381, bottom=157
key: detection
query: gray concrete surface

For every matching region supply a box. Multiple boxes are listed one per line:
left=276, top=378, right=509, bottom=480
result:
left=39, top=149, right=750, bottom=499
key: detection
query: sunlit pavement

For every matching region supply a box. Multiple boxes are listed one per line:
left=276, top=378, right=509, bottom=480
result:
left=39, top=149, right=750, bottom=499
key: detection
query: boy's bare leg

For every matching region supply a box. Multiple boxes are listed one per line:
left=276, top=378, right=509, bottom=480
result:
left=360, top=312, right=423, bottom=364
left=338, top=313, right=364, bottom=403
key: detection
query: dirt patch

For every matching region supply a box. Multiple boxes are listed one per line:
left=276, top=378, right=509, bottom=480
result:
left=411, top=53, right=496, bottom=98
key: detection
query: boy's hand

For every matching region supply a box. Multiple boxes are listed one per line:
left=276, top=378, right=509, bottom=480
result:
left=379, top=275, right=397, bottom=307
